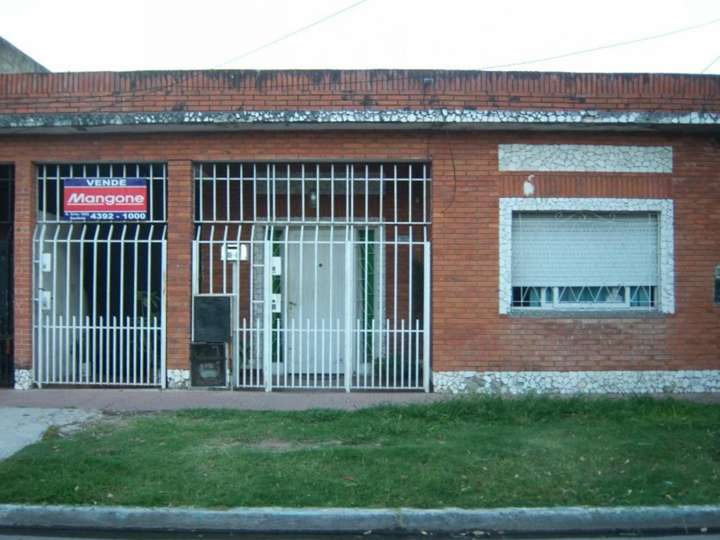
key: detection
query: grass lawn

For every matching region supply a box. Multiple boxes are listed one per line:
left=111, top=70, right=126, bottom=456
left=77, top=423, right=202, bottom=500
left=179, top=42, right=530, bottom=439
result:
left=0, top=396, right=719, bottom=508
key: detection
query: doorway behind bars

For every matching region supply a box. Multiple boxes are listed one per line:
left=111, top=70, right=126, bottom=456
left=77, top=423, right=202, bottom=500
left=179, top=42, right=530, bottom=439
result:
left=193, top=162, right=431, bottom=391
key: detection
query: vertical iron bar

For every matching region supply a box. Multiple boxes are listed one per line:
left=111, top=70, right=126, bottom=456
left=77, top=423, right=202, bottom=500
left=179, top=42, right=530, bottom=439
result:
left=313, top=226, right=319, bottom=388
left=50, top=225, right=60, bottom=382
left=160, top=228, right=167, bottom=388
left=222, top=226, right=229, bottom=293
left=423, top=242, right=431, bottom=392
left=78, top=225, right=87, bottom=382
left=239, top=164, right=245, bottom=223
left=64, top=226, right=72, bottom=383
left=286, top=164, right=291, bottom=223
left=408, top=164, right=413, bottom=224
left=226, top=164, right=231, bottom=222
left=283, top=224, right=289, bottom=389
left=301, top=164, right=306, bottom=222
left=118, top=226, right=128, bottom=381
left=344, top=225, right=353, bottom=392
left=263, top=229, right=273, bottom=391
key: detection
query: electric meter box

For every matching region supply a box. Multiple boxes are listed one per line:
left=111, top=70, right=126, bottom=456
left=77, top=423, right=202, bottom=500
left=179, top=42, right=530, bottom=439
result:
left=193, top=295, right=231, bottom=343
left=190, top=343, right=226, bottom=387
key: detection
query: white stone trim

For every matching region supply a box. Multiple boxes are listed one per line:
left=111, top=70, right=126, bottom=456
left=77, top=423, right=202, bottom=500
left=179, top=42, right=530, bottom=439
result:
left=13, top=369, right=33, bottom=390
left=433, top=370, right=720, bottom=394
left=3, top=109, right=720, bottom=132
left=166, top=369, right=191, bottom=389
left=498, top=144, right=672, bottom=173
left=498, top=198, right=674, bottom=314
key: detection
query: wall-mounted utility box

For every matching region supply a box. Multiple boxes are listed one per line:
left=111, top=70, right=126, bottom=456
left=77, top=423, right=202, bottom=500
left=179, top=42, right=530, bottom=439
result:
left=193, top=295, right=231, bottom=343
left=190, top=343, right=226, bottom=387
left=221, top=244, right=248, bottom=262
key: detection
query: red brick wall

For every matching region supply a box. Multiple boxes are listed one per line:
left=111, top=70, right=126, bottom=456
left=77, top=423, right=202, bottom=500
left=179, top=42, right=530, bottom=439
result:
left=1, top=71, right=719, bottom=114
left=2, top=129, right=719, bottom=374
left=432, top=131, right=720, bottom=372
left=11, top=160, right=33, bottom=369
left=166, top=161, right=193, bottom=371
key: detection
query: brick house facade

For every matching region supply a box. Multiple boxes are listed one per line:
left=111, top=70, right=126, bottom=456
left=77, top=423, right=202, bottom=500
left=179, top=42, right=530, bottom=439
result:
left=0, top=70, right=718, bottom=393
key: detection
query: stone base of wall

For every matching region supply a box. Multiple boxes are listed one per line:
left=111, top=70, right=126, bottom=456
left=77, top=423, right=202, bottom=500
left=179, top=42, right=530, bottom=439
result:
left=166, top=369, right=191, bottom=389
left=13, top=369, right=33, bottom=390
left=12, top=369, right=194, bottom=390
left=433, top=370, right=720, bottom=395
left=11, top=367, right=720, bottom=394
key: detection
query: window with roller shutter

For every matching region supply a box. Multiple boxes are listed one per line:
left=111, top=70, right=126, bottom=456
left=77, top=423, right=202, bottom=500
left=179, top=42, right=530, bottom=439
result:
left=510, top=211, right=659, bottom=311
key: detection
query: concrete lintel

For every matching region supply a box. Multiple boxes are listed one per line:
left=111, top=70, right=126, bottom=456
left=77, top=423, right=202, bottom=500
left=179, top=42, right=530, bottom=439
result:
left=1, top=108, right=719, bottom=134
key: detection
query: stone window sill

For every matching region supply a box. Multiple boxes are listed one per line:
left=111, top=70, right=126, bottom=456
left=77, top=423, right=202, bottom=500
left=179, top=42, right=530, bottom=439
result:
left=506, top=310, right=668, bottom=319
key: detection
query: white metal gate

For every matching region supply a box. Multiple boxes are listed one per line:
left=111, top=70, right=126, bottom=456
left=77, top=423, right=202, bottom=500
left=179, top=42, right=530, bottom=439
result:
left=33, top=163, right=167, bottom=386
left=193, top=162, right=431, bottom=391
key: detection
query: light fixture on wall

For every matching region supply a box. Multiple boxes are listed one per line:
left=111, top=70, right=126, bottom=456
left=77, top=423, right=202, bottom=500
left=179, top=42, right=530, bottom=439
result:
left=523, top=174, right=536, bottom=197
left=309, top=189, right=317, bottom=209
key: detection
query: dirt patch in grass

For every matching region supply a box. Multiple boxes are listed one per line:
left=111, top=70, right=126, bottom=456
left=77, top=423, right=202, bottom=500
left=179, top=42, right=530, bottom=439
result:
left=202, top=438, right=382, bottom=453
left=41, top=426, right=62, bottom=441
left=242, top=438, right=344, bottom=452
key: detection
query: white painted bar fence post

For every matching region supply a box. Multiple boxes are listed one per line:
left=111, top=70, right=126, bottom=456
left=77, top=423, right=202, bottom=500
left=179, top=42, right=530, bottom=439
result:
left=160, top=234, right=168, bottom=389
left=344, top=226, right=354, bottom=392
left=423, top=242, right=431, bottom=392
left=263, top=235, right=273, bottom=392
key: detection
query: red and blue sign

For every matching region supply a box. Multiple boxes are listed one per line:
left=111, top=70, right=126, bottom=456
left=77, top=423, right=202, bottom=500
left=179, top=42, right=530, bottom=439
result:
left=63, top=178, right=148, bottom=221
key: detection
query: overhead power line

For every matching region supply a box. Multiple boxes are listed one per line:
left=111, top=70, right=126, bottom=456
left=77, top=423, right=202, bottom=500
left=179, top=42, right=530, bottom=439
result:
left=96, top=12, right=720, bottom=103
left=478, top=16, right=720, bottom=70
left=700, top=53, right=720, bottom=73
left=215, top=0, right=371, bottom=68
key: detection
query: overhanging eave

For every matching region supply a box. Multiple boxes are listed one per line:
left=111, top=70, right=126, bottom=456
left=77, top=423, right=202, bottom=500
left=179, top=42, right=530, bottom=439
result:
left=1, top=108, right=719, bottom=134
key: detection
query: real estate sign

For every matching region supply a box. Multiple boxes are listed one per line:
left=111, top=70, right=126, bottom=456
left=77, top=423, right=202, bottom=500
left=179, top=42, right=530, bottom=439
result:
left=63, top=178, right=148, bottom=221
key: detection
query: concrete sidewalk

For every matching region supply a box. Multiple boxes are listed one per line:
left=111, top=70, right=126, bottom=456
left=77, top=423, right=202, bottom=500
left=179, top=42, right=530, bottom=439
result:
left=0, top=389, right=448, bottom=412
left=2, top=389, right=719, bottom=412
left=0, top=408, right=99, bottom=460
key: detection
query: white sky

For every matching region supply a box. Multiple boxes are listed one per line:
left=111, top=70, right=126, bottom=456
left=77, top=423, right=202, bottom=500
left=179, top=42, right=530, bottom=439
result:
left=1, top=0, right=719, bottom=74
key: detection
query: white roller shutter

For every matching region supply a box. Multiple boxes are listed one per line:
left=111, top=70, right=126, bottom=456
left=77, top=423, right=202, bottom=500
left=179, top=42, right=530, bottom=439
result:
left=511, top=212, right=659, bottom=287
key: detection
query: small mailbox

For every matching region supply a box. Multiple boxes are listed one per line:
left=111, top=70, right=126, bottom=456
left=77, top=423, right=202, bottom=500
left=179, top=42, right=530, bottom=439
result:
left=221, top=243, right=248, bottom=262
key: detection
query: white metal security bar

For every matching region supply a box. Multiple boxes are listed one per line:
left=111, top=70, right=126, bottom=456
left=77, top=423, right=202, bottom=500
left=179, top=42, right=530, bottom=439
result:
left=193, top=162, right=431, bottom=392
left=34, top=164, right=167, bottom=386
left=194, top=162, right=430, bottom=225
